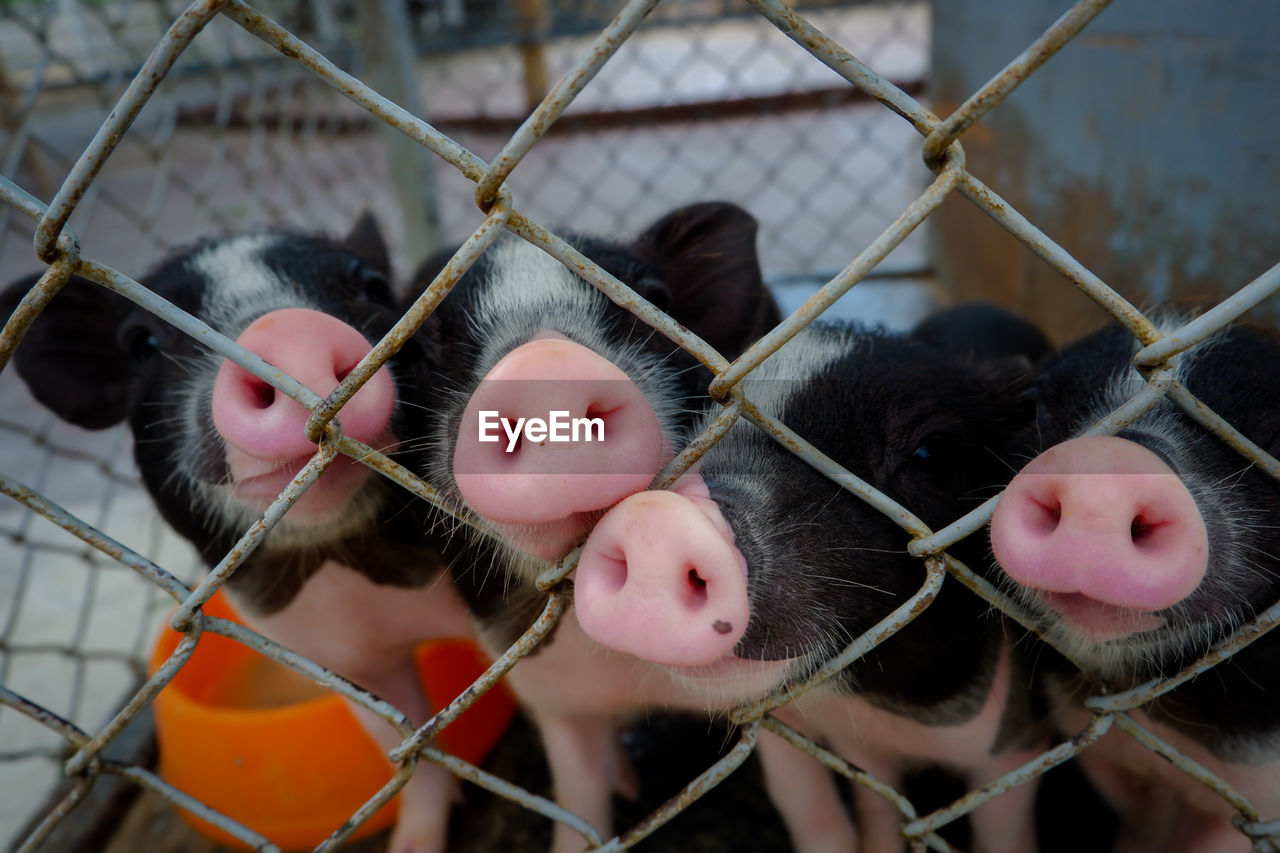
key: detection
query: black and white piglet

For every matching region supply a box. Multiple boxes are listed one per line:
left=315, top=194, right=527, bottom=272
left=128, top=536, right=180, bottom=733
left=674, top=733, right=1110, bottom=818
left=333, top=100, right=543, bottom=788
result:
left=1, top=216, right=478, bottom=853
left=989, top=315, right=1280, bottom=852
left=413, top=202, right=787, bottom=851
left=572, top=313, right=1048, bottom=851
left=420, top=201, right=779, bottom=578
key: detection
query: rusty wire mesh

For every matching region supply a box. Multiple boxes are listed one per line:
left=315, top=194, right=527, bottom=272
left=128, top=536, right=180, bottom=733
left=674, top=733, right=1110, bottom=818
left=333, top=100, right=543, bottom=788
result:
left=1, top=0, right=1278, bottom=850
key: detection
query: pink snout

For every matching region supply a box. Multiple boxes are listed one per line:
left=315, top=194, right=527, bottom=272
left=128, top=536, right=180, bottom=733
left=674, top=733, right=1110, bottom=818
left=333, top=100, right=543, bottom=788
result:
left=210, top=308, right=396, bottom=516
left=452, top=335, right=665, bottom=527
left=990, top=435, right=1209, bottom=629
left=574, top=479, right=750, bottom=668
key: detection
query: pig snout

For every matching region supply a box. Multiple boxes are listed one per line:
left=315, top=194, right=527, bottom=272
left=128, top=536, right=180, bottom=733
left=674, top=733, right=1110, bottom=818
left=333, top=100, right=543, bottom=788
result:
left=990, top=435, right=1209, bottom=635
left=210, top=308, right=396, bottom=515
left=574, top=481, right=750, bottom=667
left=452, top=335, right=664, bottom=526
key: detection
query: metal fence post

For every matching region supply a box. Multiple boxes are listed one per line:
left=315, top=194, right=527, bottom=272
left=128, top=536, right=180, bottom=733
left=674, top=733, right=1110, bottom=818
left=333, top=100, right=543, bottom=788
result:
left=356, top=0, right=443, bottom=272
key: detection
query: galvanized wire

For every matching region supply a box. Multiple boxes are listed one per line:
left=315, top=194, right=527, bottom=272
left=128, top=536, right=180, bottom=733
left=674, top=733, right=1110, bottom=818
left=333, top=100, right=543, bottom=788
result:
left=1, top=0, right=1278, bottom=850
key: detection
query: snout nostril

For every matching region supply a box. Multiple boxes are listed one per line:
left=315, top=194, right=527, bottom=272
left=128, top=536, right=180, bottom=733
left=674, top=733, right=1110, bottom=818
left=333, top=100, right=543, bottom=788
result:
left=584, top=402, right=621, bottom=434
left=1029, top=496, right=1062, bottom=535
left=684, top=568, right=709, bottom=609
left=335, top=354, right=362, bottom=384
left=1131, top=515, right=1155, bottom=547
left=248, top=378, right=275, bottom=410
left=597, top=554, right=629, bottom=594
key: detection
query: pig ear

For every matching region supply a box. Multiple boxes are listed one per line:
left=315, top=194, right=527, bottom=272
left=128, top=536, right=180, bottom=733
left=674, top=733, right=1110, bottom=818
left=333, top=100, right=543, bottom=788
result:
left=970, top=354, right=1040, bottom=438
left=341, top=210, right=390, bottom=275
left=634, top=202, right=780, bottom=360
left=405, top=245, right=459, bottom=304
left=912, top=303, right=1050, bottom=365
left=1, top=273, right=134, bottom=429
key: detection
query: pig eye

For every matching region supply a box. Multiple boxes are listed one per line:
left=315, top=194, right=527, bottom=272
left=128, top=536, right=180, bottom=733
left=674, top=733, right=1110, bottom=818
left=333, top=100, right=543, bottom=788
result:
left=906, top=434, right=955, bottom=471
left=347, top=258, right=393, bottom=305
left=632, top=276, right=671, bottom=312
left=123, top=326, right=159, bottom=364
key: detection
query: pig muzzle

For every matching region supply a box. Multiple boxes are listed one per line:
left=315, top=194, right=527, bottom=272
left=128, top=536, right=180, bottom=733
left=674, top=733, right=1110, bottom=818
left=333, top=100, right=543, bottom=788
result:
left=990, top=435, right=1210, bottom=641
left=210, top=308, right=396, bottom=521
left=574, top=475, right=751, bottom=668
left=452, top=334, right=667, bottom=560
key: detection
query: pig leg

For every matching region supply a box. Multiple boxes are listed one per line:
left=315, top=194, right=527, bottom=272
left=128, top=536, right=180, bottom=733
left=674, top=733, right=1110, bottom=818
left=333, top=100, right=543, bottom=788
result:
left=492, top=617, right=661, bottom=853
left=848, top=770, right=913, bottom=853
left=965, top=749, right=1042, bottom=853
left=807, top=733, right=910, bottom=853
left=343, top=654, right=461, bottom=853
left=756, top=716, right=860, bottom=853
left=531, top=710, right=623, bottom=853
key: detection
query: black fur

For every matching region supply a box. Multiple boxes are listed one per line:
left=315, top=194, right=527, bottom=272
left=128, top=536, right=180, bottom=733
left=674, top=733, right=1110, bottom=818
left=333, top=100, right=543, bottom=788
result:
left=693, top=320, right=1036, bottom=721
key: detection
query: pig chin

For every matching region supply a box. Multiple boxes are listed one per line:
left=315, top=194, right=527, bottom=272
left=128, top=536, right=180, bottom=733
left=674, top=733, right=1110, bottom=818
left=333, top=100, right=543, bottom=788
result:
left=665, top=654, right=799, bottom=703
left=216, top=439, right=389, bottom=536
left=1014, top=586, right=1188, bottom=684
left=489, top=512, right=606, bottom=564
left=1036, top=591, right=1167, bottom=643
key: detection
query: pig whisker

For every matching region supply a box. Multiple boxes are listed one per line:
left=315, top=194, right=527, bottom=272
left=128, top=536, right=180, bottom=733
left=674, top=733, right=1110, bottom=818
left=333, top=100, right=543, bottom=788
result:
left=628, top=322, right=667, bottom=357
left=984, top=445, right=1025, bottom=477
left=135, top=415, right=187, bottom=432
left=643, top=357, right=701, bottom=385
left=393, top=399, right=435, bottom=415
left=804, top=574, right=895, bottom=596
left=1234, top=551, right=1280, bottom=581
left=820, top=544, right=905, bottom=556
left=1209, top=462, right=1256, bottom=490
left=359, top=436, right=413, bottom=458
left=157, top=350, right=202, bottom=373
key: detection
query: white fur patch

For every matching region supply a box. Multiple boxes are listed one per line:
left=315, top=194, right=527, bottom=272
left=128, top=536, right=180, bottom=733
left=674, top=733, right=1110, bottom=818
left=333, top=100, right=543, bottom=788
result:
left=191, top=234, right=292, bottom=334
left=469, top=238, right=620, bottom=373
left=722, top=324, right=868, bottom=430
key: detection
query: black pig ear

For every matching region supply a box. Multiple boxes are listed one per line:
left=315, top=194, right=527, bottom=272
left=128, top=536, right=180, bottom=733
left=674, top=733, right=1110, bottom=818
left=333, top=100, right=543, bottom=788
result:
left=634, top=202, right=780, bottom=360
left=1, top=273, right=134, bottom=430
left=405, top=244, right=460, bottom=304
left=342, top=210, right=390, bottom=275
left=912, top=303, right=1050, bottom=365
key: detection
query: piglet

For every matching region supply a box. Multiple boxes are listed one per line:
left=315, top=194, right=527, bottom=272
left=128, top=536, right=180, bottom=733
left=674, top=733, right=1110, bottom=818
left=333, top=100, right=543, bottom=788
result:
left=989, top=315, right=1280, bottom=853
left=573, top=315, right=1048, bottom=852
left=422, top=201, right=779, bottom=570
left=414, top=202, right=792, bottom=850
left=1, top=216, right=480, bottom=853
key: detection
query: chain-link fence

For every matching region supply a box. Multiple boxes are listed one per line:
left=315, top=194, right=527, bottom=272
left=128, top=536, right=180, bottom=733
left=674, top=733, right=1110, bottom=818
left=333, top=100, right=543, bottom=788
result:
left=2, top=0, right=1278, bottom=850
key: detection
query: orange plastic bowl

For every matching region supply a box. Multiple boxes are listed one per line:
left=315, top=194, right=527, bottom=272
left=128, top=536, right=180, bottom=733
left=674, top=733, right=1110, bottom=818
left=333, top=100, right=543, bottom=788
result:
left=148, top=589, right=516, bottom=850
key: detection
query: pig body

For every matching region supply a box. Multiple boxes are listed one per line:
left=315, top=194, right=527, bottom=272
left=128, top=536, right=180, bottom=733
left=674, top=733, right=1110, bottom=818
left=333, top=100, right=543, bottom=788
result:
left=2, top=217, right=477, bottom=853
left=573, top=317, right=1048, bottom=851
left=988, top=316, right=1280, bottom=852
